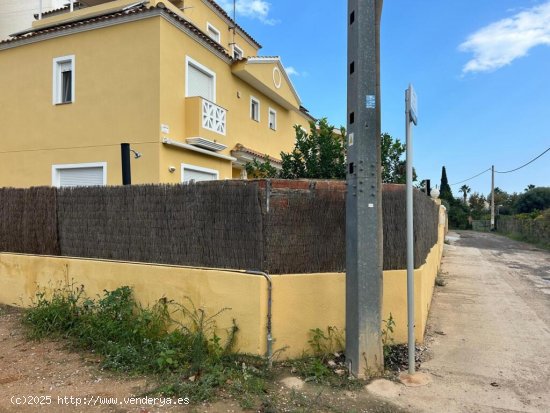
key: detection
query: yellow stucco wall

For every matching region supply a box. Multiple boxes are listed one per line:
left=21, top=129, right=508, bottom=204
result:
left=232, top=60, right=300, bottom=109
left=0, top=254, right=267, bottom=355
left=0, top=18, right=161, bottom=187
left=0, top=205, right=446, bottom=359
left=180, top=0, right=260, bottom=58
left=0, top=2, right=309, bottom=188
left=157, top=17, right=309, bottom=182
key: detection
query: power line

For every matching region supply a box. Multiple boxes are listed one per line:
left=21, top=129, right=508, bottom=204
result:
left=495, top=146, right=550, bottom=174
left=450, top=167, right=491, bottom=186
left=449, top=145, right=549, bottom=185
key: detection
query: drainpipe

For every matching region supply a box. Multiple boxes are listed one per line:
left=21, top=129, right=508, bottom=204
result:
left=245, top=270, right=273, bottom=367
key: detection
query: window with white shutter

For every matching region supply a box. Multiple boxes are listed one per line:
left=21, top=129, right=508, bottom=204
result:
left=181, top=164, right=218, bottom=183
left=206, top=23, right=221, bottom=43
left=268, top=108, right=277, bottom=130
left=233, top=45, right=244, bottom=60
left=52, top=163, right=106, bottom=187
left=250, top=97, right=260, bottom=122
left=53, top=55, right=75, bottom=104
left=186, top=57, right=216, bottom=102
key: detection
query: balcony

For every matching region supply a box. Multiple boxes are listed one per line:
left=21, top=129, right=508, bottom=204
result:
left=185, top=97, right=227, bottom=141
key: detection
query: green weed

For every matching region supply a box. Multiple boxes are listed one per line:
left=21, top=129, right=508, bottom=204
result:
left=381, top=313, right=395, bottom=360
left=22, top=283, right=266, bottom=403
left=308, top=326, right=344, bottom=361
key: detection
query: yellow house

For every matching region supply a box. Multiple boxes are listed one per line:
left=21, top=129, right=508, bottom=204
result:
left=0, top=0, right=314, bottom=187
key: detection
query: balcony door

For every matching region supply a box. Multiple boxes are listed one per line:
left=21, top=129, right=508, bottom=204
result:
left=186, top=57, right=216, bottom=102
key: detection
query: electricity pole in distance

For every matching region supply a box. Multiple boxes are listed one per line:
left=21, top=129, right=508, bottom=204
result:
left=346, top=0, right=384, bottom=377
left=490, top=165, right=495, bottom=230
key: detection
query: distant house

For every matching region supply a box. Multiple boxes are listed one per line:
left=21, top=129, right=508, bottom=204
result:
left=0, top=0, right=313, bottom=187
left=0, top=0, right=66, bottom=40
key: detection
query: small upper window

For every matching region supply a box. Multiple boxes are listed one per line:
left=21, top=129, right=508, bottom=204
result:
left=206, top=23, right=221, bottom=43
left=53, top=55, right=75, bottom=104
left=233, top=45, right=244, bottom=60
left=268, top=108, right=277, bottom=130
left=250, top=97, right=260, bottom=122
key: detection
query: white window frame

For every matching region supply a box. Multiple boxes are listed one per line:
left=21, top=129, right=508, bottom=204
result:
left=250, top=96, right=260, bottom=122
left=206, top=22, right=221, bottom=43
left=268, top=107, right=277, bottom=130
left=185, top=56, right=217, bottom=102
left=52, top=54, right=75, bottom=105
left=233, top=44, right=244, bottom=60
left=181, top=163, right=219, bottom=183
left=51, top=162, right=107, bottom=187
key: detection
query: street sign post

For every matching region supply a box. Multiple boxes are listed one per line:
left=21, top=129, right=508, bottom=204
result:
left=405, top=84, right=417, bottom=374
left=346, top=0, right=384, bottom=377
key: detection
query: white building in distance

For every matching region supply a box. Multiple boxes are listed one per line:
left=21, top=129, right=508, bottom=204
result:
left=0, top=0, right=66, bottom=40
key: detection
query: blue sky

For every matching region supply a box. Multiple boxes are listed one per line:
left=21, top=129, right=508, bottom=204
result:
left=222, top=0, right=550, bottom=197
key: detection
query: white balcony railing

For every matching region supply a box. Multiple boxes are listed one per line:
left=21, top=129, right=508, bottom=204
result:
left=202, top=99, right=226, bottom=136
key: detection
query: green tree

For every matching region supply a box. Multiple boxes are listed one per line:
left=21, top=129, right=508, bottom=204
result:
left=380, top=133, right=417, bottom=184
left=245, top=156, right=278, bottom=178
left=245, top=120, right=416, bottom=183
left=469, top=192, right=488, bottom=220
left=514, top=187, right=550, bottom=213
left=489, top=187, right=510, bottom=210
left=279, top=119, right=346, bottom=179
left=448, top=200, right=470, bottom=230
left=525, top=184, right=536, bottom=192
left=459, top=185, right=471, bottom=204
left=439, top=166, right=453, bottom=202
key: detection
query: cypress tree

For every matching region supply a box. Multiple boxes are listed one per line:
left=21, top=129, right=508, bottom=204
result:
left=439, top=166, right=453, bottom=202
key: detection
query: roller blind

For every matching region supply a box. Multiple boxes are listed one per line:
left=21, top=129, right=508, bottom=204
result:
left=183, top=167, right=217, bottom=183
left=187, top=64, right=214, bottom=101
left=59, top=61, right=72, bottom=72
left=58, top=167, right=104, bottom=187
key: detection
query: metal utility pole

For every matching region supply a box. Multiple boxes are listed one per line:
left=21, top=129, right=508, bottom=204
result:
left=405, top=85, right=418, bottom=374
left=490, top=165, right=495, bottom=230
left=346, top=0, right=384, bottom=377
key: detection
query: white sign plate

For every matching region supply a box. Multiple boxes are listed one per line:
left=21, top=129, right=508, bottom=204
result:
left=408, top=85, right=418, bottom=125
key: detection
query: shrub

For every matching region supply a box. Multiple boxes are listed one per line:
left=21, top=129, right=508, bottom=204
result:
left=23, top=284, right=267, bottom=403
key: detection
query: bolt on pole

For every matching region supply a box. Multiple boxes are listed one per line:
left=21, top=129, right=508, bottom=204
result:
left=346, top=0, right=384, bottom=378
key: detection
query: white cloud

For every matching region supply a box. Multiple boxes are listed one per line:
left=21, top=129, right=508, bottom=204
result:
left=218, top=0, right=278, bottom=25
left=285, top=66, right=299, bottom=76
left=459, top=1, right=550, bottom=74
left=285, top=66, right=308, bottom=77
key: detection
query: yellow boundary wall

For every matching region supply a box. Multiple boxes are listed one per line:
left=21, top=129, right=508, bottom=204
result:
left=0, top=205, right=446, bottom=359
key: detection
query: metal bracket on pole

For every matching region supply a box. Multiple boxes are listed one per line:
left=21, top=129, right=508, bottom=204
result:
left=346, top=0, right=384, bottom=378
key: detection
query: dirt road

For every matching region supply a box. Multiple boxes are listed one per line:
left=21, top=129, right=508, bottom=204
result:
left=396, top=231, right=550, bottom=413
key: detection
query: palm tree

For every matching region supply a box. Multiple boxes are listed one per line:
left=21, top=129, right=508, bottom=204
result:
left=460, top=185, right=471, bottom=204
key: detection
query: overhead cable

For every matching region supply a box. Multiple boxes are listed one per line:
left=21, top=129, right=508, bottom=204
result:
left=450, top=167, right=491, bottom=186
left=495, top=146, right=550, bottom=174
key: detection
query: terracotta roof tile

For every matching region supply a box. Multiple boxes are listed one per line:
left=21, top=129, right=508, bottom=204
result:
left=231, top=144, right=282, bottom=165
left=1, top=4, right=232, bottom=60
